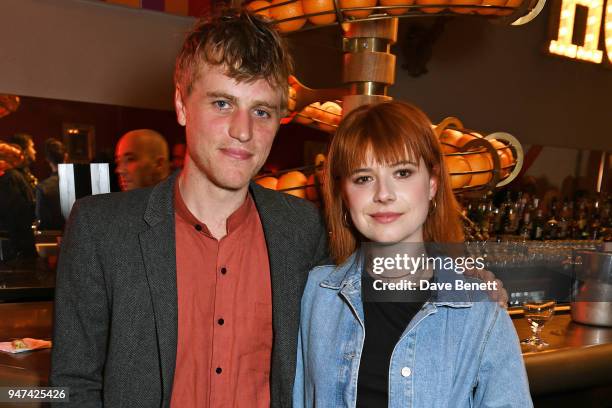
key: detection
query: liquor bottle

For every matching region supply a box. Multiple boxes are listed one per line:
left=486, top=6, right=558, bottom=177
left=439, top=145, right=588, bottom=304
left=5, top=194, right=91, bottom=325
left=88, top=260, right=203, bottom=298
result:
left=500, top=192, right=516, bottom=235
left=519, top=209, right=533, bottom=241
left=511, top=196, right=522, bottom=233
left=544, top=198, right=559, bottom=240
left=486, top=201, right=497, bottom=238
left=477, top=199, right=490, bottom=241
left=568, top=201, right=579, bottom=239
left=602, top=197, right=612, bottom=241
left=575, top=201, right=589, bottom=239
left=466, top=202, right=475, bottom=222
left=587, top=198, right=602, bottom=240
left=532, top=209, right=545, bottom=240
left=557, top=201, right=570, bottom=239
left=504, top=205, right=519, bottom=235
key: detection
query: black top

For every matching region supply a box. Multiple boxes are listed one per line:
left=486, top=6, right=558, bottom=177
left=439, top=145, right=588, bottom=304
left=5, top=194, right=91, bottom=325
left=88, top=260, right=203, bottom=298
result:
left=0, top=169, right=36, bottom=258
left=357, top=275, right=429, bottom=408
left=36, top=173, right=65, bottom=230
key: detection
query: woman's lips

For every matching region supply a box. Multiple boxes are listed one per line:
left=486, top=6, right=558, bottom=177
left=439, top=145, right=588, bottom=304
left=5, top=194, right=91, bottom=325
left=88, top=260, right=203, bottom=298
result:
left=221, top=148, right=252, bottom=160
left=370, top=212, right=402, bottom=224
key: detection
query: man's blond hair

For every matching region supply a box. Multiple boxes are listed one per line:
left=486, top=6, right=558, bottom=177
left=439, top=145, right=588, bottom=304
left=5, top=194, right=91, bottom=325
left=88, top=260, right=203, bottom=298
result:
left=174, top=10, right=293, bottom=111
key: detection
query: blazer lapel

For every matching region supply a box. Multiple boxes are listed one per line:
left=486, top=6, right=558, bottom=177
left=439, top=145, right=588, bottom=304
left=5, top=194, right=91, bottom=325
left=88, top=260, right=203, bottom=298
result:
left=139, top=174, right=178, bottom=404
left=250, top=183, right=290, bottom=291
left=251, top=183, right=305, bottom=407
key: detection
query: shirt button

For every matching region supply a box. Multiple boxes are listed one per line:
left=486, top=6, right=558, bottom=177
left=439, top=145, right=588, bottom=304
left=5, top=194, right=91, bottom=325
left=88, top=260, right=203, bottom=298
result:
left=220, top=267, right=227, bottom=275
left=218, top=318, right=225, bottom=325
left=401, top=367, right=412, bottom=377
left=194, top=224, right=202, bottom=232
left=216, top=367, right=222, bottom=374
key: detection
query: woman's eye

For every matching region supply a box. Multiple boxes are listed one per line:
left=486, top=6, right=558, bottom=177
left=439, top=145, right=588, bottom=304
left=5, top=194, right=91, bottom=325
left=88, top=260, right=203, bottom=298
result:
left=353, top=175, right=372, bottom=184
left=396, top=169, right=413, bottom=178
left=254, top=109, right=271, bottom=119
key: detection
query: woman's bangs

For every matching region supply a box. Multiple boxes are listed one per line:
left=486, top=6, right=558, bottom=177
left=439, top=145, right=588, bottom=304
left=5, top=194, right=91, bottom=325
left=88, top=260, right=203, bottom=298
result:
left=336, top=122, right=422, bottom=178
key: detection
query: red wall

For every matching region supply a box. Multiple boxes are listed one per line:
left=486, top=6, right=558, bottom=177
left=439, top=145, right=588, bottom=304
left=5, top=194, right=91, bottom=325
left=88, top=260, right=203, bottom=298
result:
left=0, top=96, right=184, bottom=181
left=0, top=96, right=329, bottom=185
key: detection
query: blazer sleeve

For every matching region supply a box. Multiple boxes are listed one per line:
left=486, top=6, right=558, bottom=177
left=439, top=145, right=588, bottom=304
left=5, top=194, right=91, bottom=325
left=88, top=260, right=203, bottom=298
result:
left=50, top=199, right=109, bottom=408
left=311, top=212, right=331, bottom=268
left=473, top=306, right=533, bottom=408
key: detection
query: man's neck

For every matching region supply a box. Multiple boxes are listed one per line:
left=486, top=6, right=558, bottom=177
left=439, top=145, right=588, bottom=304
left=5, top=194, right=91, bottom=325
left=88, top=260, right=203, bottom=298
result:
left=178, top=165, right=249, bottom=240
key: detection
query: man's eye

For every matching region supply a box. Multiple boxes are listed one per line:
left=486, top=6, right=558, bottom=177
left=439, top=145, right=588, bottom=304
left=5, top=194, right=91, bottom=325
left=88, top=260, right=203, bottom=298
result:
left=353, top=175, right=372, bottom=184
left=214, top=100, right=230, bottom=110
left=254, top=109, right=271, bottom=118
left=396, top=169, right=413, bottom=178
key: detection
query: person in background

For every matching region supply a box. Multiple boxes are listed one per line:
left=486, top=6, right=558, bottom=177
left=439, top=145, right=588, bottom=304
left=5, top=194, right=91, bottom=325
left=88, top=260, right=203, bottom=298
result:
left=9, top=133, right=38, bottom=191
left=114, top=129, right=170, bottom=191
left=171, top=142, right=187, bottom=171
left=35, top=138, right=67, bottom=231
left=294, top=101, right=530, bottom=408
left=0, top=142, right=37, bottom=258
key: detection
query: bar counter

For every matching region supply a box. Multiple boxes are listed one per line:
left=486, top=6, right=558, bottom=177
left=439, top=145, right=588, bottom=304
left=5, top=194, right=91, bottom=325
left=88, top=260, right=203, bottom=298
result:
left=1, top=302, right=611, bottom=406
left=0, top=258, right=56, bottom=302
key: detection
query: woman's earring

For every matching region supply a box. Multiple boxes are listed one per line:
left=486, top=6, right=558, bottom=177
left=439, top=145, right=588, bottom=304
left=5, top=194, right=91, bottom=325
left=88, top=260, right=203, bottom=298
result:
left=430, top=199, right=437, bottom=213
left=343, top=211, right=351, bottom=227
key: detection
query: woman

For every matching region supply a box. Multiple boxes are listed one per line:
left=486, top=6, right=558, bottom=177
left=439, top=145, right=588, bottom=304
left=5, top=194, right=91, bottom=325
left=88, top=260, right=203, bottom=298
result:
left=293, top=101, right=532, bottom=407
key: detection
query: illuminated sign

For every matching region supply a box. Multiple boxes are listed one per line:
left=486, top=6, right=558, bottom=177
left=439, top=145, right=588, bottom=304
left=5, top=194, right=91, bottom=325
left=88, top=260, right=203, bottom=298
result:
left=547, top=0, right=612, bottom=65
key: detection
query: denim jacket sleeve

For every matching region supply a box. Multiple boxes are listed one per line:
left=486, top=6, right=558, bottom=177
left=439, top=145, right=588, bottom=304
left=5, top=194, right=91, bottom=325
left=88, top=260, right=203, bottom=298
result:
left=293, top=328, right=305, bottom=407
left=473, top=306, right=533, bottom=408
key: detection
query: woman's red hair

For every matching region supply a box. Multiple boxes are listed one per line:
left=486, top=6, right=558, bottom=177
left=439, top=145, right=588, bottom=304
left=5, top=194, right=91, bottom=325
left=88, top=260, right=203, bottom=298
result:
left=322, top=101, right=464, bottom=264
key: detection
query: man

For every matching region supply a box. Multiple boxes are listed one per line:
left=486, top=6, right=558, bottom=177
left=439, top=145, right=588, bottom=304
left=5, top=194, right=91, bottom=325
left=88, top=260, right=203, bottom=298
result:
left=171, top=142, right=186, bottom=171
left=35, top=138, right=67, bottom=230
left=51, top=11, right=328, bottom=408
left=115, top=128, right=170, bottom=191
left=0, top=142, right=36, bottom=258
left=9, top=133, right=38, bottom=190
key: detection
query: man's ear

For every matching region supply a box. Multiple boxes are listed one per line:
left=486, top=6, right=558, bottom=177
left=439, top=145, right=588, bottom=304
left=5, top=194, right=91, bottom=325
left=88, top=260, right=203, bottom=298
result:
left=155, top=156, right=169, bottom=177
left=175, top=87, right=187, bottom=127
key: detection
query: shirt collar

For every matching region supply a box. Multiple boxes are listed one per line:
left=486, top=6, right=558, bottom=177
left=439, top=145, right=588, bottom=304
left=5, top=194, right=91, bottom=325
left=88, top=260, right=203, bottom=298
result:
left=174, top=181, right=254, bottom=238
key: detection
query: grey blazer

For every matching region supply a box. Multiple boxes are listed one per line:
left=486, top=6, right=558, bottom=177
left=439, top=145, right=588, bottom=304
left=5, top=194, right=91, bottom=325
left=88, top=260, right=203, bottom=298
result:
left=50, top=173, right=329, bottom=408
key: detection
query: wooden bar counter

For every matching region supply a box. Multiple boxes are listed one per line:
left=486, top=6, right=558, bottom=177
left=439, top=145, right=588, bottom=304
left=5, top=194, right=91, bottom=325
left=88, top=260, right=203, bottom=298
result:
left=513, top=310, right=612, bottom=406
left=0, top=258, right=56, bottom=302
left=0, top=302, right=52, bottom=408
left=1, top=302, right=611, bottom=406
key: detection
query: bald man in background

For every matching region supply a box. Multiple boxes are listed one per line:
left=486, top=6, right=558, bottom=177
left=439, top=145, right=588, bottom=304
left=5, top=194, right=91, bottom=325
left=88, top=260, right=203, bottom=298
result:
left=115, top=129, right=170, bottom=191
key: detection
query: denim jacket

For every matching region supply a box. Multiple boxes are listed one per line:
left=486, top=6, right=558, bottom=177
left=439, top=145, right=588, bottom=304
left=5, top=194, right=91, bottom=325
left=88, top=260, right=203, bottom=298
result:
left=293, top=252, right=532, bottom=408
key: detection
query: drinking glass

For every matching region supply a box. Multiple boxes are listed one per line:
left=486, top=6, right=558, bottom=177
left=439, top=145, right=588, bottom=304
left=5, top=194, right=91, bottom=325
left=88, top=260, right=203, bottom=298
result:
left=521, top=299, right=556, bottom=347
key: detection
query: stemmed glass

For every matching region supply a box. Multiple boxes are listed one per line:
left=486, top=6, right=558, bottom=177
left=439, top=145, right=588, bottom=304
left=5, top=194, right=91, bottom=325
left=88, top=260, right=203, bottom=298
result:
left=521, top=299, right=556, bottom=347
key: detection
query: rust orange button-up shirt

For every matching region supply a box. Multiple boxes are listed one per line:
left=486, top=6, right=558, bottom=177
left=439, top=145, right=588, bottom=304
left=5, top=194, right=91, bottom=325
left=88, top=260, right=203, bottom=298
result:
left=170, top=184, right=272, bottom=408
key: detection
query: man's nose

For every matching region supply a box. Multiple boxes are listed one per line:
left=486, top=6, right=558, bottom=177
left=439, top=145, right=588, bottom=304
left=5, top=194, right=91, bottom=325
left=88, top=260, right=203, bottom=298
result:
left=228, top=109, right=253, bottom=143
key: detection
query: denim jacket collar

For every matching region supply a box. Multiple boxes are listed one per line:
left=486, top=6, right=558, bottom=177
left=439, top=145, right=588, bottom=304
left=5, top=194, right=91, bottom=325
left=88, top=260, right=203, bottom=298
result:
left=319, top=250, right=474, bottom=308
left=320, top=251, right=362, bottom=290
